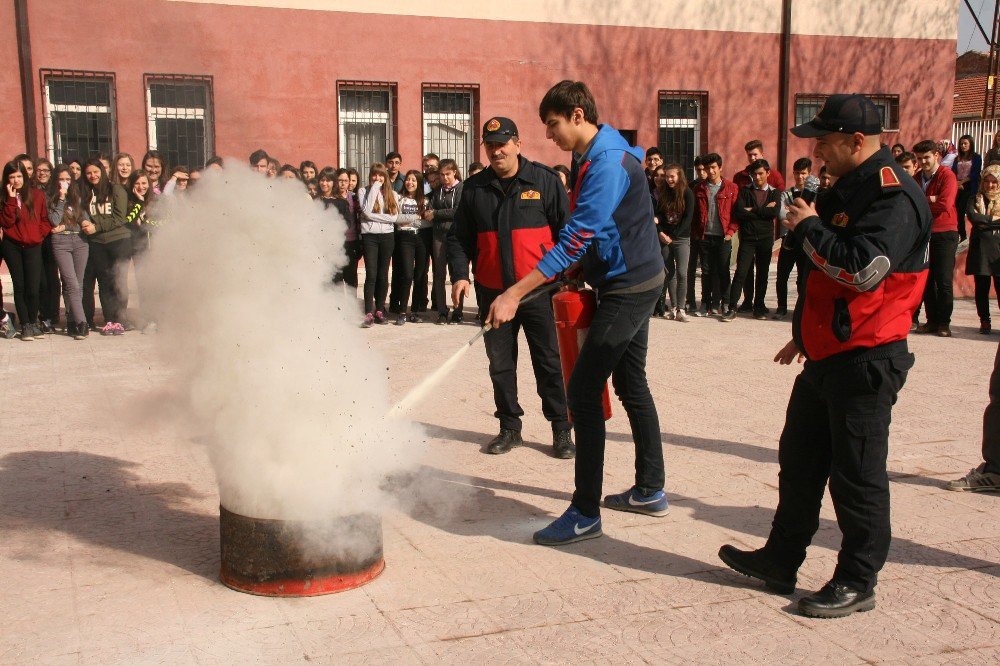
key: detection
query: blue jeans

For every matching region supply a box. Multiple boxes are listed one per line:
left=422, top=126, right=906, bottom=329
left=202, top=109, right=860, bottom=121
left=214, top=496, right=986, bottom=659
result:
left=569, top=284, right=664, bottom=517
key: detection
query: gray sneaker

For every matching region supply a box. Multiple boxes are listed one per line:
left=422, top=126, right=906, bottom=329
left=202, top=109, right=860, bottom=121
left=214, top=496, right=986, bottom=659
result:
left=946, top=464, right=1000, bottom=492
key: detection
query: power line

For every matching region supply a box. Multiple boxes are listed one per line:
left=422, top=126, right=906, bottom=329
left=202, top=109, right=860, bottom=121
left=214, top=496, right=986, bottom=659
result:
left=964, top=0, right=993, bottom=47
left=966, top=0, right=989, bottom=51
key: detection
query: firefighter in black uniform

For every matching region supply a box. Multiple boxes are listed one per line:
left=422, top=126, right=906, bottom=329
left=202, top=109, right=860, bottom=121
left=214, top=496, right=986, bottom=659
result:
left=447, top=117, right=575, bottom=459
left=718, top=95, right=932, bottom=618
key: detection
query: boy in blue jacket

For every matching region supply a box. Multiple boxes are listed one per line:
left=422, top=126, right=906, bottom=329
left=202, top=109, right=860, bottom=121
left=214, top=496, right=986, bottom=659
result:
left=485, top=80, right=667, bottom=545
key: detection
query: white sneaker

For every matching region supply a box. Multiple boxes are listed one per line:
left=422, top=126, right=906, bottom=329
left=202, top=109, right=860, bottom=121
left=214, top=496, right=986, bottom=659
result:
left=676, top=309, right=689, bottom=322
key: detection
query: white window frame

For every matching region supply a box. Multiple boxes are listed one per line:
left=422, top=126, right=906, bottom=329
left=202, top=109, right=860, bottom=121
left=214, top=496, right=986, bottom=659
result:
left=422, top=88, right=475, bottom=174
left=43, top=76, right=115, bottom=165
left=337, top=84, right=394, bottom=169
left=145, top=79, right=212, bottom=165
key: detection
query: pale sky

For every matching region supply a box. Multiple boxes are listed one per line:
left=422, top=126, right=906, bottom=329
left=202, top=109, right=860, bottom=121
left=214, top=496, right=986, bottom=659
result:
left=960, top=0, right=994, bottom=53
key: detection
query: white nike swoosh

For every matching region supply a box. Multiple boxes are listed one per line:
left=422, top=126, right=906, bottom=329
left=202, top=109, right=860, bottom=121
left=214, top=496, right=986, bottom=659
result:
left=628, top=495, right=661, bottom=506
left=573, top=522, right=594, bottom=535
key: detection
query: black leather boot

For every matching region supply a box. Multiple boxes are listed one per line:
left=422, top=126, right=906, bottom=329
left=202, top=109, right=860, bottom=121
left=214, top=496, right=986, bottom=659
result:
left=486, top=428, right=522, bottom=455
left=797, top=582, right=876, bottom=618
left=718, top=545, right=797, bottom=594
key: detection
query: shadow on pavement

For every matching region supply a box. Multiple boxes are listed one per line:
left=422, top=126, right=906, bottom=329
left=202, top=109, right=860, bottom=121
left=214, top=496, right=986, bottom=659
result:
left=607, top=430, right=777, bottom=465
left=0, top=451, right=218, bottom=580
left=420, top=422, right=562, bottom=458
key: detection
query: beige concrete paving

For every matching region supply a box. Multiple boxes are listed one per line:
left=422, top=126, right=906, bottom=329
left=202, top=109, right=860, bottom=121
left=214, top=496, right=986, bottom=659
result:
left=1, top=274, right=999, bottom=665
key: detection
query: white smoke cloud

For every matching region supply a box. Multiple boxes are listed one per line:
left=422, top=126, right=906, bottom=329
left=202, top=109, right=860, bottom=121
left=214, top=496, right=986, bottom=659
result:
left=141, top=164, right=426, bottom=526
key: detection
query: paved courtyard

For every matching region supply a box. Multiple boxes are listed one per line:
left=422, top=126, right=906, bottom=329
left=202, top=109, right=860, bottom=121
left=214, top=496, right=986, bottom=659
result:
left=1, top=276, right=998, bottom=664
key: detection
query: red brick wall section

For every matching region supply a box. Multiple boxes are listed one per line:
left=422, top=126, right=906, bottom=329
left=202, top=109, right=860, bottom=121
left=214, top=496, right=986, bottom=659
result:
left=1, top=1, right=27, bottom=159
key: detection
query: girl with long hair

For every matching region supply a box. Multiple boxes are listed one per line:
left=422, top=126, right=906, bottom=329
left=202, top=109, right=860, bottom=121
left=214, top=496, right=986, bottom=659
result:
left=35, top=157, right=60, bottom=332
left=966, top=165, right=1000, bottom=334
left=655, top=163, right=695, bottom=321
left=46, top=165, right=90, bottom=338
left=125, top=170, right=159, bottom=332
left=953, top=134, right=982, bottom=242
left=321, top=167, right=362, bottom=289
left=1, top=160, right=51, bottom=339
left=299, top=161, right=317, bottom=182
left=112, top=152, right=135, bottom=187
left=141, top=150, right=166, bottom=194
left=79, top=159, right=130, bottom=335
left=392, top=169, right=430, bottom=325
left=346, top=167, right=360, bottom=194
left=67, top=157, right=83, bottom=182
left=357, top=162, right=400, bottom=327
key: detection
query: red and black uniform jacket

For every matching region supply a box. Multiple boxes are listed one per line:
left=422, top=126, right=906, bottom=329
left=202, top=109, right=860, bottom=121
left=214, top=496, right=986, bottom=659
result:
left=792, top=146, right=931, bottom=363
left=447, top=156, right=569, bottom=291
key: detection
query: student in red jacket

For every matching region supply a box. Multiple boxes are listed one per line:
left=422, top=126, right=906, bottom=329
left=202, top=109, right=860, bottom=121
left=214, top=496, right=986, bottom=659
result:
left=913, top=139, right=959, bottom=337
left=1, top=160, right=51, bottom=340
left=693, top=153, right=739, bottom=314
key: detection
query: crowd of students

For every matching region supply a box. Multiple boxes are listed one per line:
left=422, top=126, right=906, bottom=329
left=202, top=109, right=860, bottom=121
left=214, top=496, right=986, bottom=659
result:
left=2, top=132, right=997, bottom=340
left=644, top=135, right=999, bottom=335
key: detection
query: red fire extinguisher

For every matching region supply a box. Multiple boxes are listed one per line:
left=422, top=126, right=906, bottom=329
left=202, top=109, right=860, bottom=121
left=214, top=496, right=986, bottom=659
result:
left=551, top=284, right=613, bottom=422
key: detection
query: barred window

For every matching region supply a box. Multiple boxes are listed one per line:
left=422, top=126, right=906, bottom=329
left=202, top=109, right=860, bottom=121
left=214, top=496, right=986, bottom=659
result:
left=795, top=93, right=900, bottom=132
left=657, top=91, right=708, bottom=174
left=422, top=86, right=477, bottom=176
left=146, top=76, right=214, bottom=168
left=42, top=72, right=116, bottom=165
left=338, top=82, right=397, bottom=171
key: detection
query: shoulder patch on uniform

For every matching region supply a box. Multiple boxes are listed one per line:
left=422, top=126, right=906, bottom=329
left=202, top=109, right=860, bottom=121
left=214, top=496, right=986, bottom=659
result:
left=880, top=166, right=901, bottom=188
left=521, top=190, right=541, bottom=200
left=831, top=212, right=849, bottom=227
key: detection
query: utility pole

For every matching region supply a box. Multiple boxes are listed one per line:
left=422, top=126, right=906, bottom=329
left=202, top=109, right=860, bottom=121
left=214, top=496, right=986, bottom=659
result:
left=983, top=0, right=1000, bottom=118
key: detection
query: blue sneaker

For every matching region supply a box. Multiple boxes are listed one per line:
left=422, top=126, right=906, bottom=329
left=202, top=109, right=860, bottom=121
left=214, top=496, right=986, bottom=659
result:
left=533, top=505, right=602, bottom=546
left=602, top=487, right=669, bottom=516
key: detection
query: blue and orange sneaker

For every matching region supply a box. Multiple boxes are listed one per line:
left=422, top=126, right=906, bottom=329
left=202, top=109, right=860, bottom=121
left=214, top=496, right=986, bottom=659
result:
left=602, top=487, right=669, bottom=516
left=533, top=505, right=602, bottom=546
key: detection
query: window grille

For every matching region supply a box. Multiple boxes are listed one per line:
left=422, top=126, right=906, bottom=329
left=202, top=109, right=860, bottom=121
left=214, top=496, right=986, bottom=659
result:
left=338, top=82, right=397, bottom=170
left=422, top=85, right=478, bottom=176
left=795, top=93, right=900, bottom=132
left=657, top=91, right=708, bottom=174
left=146, top=75, right=214, bottom=168
left=41, top=70, right=116, bottom=165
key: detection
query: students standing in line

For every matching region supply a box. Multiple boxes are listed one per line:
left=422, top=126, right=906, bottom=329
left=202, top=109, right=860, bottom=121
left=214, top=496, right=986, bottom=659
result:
left=47, top=165, right=90, bottom=339
left=656, top=163, right=694, bottom=321
left=80, top=159, right=130, bottom=335
left=358, top=163, right=399, bottom=327
left=952, top=134, right=981, bottom=243
left=1, top=160, right=50, bottom=340
left=427, top=159, right=464, bottom=324
left=125, top=171, right=158, bottom=333
left=964, top=164, right=1000, bottom=335
left=392, top=170, right=430, bottom=325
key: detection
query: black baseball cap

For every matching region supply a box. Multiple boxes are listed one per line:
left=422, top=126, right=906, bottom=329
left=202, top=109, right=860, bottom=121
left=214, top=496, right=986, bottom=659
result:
left=483, top=117, right=518, bottom=144
left=791, top=94, right=883, bottom=138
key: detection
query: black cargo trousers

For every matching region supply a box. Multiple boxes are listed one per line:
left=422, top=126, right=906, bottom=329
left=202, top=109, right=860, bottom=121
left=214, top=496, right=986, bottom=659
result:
left=762, top=345, right=914, bottom=594
left=476, top=283, right=571, bottom=434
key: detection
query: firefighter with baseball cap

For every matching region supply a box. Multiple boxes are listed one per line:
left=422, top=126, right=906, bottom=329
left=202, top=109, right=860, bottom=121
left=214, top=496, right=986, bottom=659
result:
left=447, top=116, right=575, bottom=459
left=718, top=94, right=931, bottom=618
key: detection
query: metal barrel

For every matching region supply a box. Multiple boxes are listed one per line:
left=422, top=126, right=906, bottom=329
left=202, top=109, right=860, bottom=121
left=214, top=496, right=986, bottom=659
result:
left=219, top=506, right=384, bottom=597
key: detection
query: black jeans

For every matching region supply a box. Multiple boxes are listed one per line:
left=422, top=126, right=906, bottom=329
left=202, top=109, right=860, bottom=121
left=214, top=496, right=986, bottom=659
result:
left=334, top=239, right=362, bottom=289
left=391, top=230, right=431, bottom=313
left=983, top=342, right=1000, bottom=474
left=570, top=285, right=664, bottom=518
left=361, top=232, right=394, bottom=315
left=432, top=227, right=463, bottom=316
left=39, top=235, right=61, bottom=324
left=728, top=236, right=772, bottom=313
left=476, top=284, right=570, bottom=434
left=763, top=351, right=913, bottom=593
left=923, top=231, right=959, bottom=326
left=974, top=275, right=1000, bottom=323
left=775, top=246, right=796, bottom=310
left=0, top=236, right=43, bottom=327
left=697, top=235, right=732, bottom=309
left=83, top=238, right=132, bottom=324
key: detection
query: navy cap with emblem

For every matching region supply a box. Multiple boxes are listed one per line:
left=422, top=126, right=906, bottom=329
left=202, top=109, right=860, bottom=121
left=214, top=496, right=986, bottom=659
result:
left=482, top=117, right=519, bottom=144
left=791, top=94, right=883, bottom=138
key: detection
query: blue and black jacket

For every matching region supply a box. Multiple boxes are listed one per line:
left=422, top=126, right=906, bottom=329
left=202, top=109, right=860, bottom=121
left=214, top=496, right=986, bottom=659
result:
left=536, top=124, right=662, bottom=292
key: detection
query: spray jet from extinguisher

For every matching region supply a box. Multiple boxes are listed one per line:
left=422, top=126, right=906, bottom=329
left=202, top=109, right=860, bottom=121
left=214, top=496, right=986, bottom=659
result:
left=387, top=261, right=582, bottom=419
